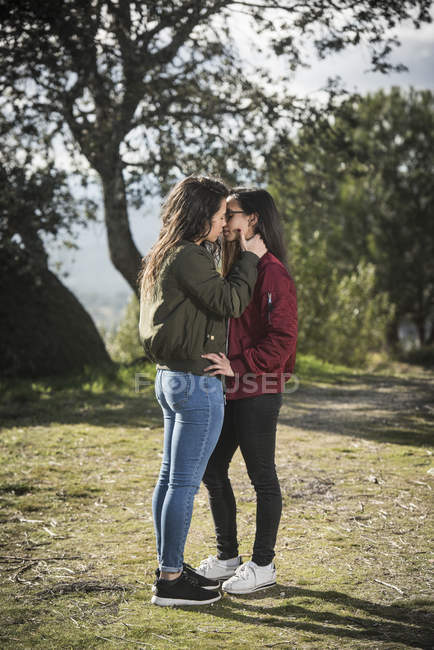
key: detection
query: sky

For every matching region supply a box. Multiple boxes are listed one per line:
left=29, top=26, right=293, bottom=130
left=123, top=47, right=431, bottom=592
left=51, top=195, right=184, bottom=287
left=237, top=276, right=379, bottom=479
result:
left=48, top=15, right=434, bottom=325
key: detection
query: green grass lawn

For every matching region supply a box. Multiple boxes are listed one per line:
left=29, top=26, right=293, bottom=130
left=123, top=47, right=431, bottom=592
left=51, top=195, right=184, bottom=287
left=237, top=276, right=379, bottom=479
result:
left=1, top=358, right=433, bottom=649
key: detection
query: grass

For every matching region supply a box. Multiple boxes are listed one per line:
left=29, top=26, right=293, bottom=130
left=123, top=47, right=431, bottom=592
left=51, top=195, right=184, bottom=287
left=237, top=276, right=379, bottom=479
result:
left=0, top=356, right=433, bottom=649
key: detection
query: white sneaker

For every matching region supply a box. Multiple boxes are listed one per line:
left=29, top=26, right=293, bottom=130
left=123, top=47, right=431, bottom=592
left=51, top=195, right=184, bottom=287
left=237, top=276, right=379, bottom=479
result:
left=195, top=555, right=241, bottom=580
left=222, top=560, right=276, bottom=594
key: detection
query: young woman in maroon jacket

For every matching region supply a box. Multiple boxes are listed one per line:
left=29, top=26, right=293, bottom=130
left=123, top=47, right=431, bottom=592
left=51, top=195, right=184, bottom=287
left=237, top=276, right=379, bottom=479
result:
left=196, top=188, right=298, bottom=594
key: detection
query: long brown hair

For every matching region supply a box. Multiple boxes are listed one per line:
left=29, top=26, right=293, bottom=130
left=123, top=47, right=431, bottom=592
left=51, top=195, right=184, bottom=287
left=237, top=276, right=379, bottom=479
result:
left=139, top=176, right=228, bottom=295
left=222, top=187, right=289, bottom=276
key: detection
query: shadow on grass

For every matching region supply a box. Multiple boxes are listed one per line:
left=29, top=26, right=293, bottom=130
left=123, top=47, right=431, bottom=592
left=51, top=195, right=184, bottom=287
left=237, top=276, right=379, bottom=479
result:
left=0, top=388, right=162, bottom=430
left=196, top=585, right=434, bottom=649
left=282, top=372, right=434, bottom=447
left=0, top=363, right=163, bottom=430
left=2, top=365, right=433, bottom=449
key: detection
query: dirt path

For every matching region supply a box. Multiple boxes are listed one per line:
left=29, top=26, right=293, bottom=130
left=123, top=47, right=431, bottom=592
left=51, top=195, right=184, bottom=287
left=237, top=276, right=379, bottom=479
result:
left=279, top=367, right=434, bottom=446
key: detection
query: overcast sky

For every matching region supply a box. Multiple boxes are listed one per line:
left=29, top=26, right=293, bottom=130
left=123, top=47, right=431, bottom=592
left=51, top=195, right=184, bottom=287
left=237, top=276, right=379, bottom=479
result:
left=49, top=16, right=434, bottom=314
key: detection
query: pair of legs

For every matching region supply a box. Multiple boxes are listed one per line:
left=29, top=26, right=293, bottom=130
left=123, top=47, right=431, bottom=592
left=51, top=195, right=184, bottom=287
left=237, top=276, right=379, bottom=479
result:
left=152, top=370, right=224, bottom=575
left=203, top=392, right=283, bottom=566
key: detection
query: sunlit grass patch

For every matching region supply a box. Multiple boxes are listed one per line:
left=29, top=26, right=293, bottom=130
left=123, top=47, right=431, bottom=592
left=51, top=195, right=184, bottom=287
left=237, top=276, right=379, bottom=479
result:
left=0, top=357, right=433, bottom=649
left=295, top=354, right=360, bottom=384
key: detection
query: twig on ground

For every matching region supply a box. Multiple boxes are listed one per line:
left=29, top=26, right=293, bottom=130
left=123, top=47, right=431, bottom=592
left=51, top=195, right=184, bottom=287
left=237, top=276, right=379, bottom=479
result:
left=95, top=635, right=151, bottom=646
left=42, top=526, right=66, bottom=539
left=37, top=580, right=131, bottom=598
left=374, top=578, right=404, bottom=594
left=10, top=562, right=37, bottom=582
left=152, top=632, right=175, bottom=642
left=0, top=555, right=81, bottom=562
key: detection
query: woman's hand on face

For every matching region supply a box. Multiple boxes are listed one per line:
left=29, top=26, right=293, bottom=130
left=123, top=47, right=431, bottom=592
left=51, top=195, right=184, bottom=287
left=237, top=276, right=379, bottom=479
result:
left=238, top=230, right=267, bottom=258
left=201, top=352, right=235, bottom=377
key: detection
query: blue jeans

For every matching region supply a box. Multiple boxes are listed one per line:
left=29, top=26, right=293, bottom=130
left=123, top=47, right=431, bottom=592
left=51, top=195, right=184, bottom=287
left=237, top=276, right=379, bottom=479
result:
left=152, top=370, right=224, bottom=572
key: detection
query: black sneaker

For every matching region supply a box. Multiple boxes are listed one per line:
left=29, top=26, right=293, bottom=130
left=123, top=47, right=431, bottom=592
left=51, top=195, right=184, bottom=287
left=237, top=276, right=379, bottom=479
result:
left=151, top=569, right=221, bottom=606
left=154, top=563, right=220, bottom=591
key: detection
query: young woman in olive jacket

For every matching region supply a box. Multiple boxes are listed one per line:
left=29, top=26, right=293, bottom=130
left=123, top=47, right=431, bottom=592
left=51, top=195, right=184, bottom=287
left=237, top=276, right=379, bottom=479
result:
left=139, top=176, right=266, bottom=606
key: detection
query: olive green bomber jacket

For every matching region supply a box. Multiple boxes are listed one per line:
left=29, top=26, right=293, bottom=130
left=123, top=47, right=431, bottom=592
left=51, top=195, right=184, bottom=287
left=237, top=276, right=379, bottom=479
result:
left=139, top=241, right=259, bottom=375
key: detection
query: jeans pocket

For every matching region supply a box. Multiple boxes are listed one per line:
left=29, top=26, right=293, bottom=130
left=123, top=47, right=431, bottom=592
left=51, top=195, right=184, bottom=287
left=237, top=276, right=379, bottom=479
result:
left=162, top=371, right=192, bottom=410
left=198, top=374, right=221, bottom=396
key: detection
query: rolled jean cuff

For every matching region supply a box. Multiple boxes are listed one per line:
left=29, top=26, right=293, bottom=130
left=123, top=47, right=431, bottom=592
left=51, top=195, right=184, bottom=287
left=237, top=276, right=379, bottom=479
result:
left=160, top=564, right=183, bottom=573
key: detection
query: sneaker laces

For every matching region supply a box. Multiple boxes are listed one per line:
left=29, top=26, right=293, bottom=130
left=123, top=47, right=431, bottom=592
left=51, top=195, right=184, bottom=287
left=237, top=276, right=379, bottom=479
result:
left=225, top=561, right=254, bottom=584
left=183, top=570, right=201, bottom=587
left=197, top=555, right=218, bottom=572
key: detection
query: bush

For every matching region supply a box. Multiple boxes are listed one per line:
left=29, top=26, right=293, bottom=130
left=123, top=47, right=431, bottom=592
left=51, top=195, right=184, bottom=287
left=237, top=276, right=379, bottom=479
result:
left=288, top=223, right=393, bottom=367
left=105, top=295, right=144, bottom=364
left=325, top=263, right=393, bottom=366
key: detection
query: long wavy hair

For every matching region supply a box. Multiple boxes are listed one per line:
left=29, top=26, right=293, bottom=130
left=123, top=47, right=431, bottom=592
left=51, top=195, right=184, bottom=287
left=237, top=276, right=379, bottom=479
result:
left=222, top=187, right=289, bottom=276
left=139, top=176, right=228, bottom=295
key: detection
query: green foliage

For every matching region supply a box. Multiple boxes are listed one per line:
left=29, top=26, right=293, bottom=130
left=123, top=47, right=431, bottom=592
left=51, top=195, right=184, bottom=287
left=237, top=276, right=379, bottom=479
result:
left=105, top=295, right=143, bottom=364
left=0, top=112, right=97, bottom=275
left=326, top=263, right=393, bottom=366
left=339, top=88, right=434, bottom=345
left=271, top=87, right=433, bottom=360
left=0, top=154, right=79, bottom=277
left=294, top=353, right=359, bottom=384
left=287, top=218, right=393, bottom=365
left=0, top=361, right=156, bottom=409
left=2, top=1, right=425, bottom=188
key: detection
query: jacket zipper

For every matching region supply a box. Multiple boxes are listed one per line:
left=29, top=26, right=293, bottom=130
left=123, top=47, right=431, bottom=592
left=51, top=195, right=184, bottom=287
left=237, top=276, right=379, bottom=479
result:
left=267, top=292, right=272, bottom=323
left=223, top=317, right=231, bottom=404
left=226, top=317, right=231, bottom=355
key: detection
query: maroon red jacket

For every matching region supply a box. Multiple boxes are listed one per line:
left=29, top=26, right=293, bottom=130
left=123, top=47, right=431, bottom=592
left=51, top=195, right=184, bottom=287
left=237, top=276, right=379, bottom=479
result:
left=225, top=251, right=298, bottom=400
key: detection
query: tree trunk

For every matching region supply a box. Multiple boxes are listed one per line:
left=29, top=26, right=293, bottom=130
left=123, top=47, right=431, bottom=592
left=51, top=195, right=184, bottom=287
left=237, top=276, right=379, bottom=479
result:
left=415, top=313, right=426, bottom=346
left=426, top=316, right=434, bottom=345
left=101, top=161, right=143, bottom=296
left=0, top=252, right=112, bottom=378
left=386, top=314, right=400, bottom=351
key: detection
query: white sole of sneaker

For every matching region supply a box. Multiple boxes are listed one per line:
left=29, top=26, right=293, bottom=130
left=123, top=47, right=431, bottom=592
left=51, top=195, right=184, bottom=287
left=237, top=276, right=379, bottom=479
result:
left=197, top=572, right=236, bottom=581
left=151, top=593, right=222, bottom=606
left=152, top=583, right=218, bottom=593
left=223, top=580, right=276, bottom=595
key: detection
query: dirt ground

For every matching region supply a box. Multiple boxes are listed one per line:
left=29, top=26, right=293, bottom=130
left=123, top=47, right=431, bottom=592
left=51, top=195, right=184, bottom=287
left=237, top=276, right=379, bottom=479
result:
left=186, top=364, right=434, bottom=649
left=1, top=363, right=433, bottom=649
left=280, top=365, right=434, bottom=445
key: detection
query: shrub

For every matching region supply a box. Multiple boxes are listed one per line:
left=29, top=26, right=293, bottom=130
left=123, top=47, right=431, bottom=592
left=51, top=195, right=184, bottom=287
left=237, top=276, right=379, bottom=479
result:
left=105, top=295, right=143, bottom=364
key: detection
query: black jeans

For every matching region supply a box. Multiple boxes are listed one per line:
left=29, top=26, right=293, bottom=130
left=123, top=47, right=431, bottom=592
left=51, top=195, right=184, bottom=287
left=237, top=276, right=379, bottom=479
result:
left=202, top=392, right=283, bottom=566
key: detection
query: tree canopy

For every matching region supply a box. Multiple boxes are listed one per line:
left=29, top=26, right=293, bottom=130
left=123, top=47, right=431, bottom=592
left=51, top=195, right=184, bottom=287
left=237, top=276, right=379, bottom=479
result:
left=1, top=0, right=431, bottom=292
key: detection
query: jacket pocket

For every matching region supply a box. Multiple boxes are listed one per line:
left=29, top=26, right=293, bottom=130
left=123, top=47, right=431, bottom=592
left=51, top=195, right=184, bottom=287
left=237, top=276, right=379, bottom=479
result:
left=204, top=326, right=216, bottom=349
left=203, top=318, right=222, bottom=352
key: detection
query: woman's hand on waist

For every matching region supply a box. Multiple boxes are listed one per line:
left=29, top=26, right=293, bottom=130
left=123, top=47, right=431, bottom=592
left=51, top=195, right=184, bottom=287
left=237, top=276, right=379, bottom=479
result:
left=201, top=352, right=235, bottom=377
